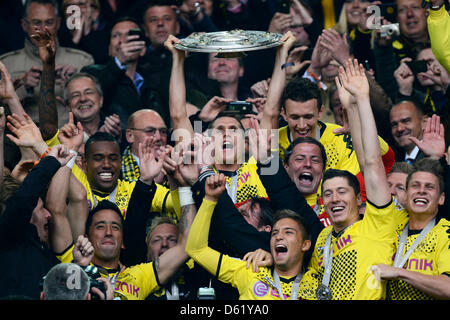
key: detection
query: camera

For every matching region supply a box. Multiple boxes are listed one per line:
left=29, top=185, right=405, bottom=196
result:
left=406, top=60, right=428, bottom=74
left=226, top=101, right=255, bottom=115
left=379, top=23, right=400, bottom=38
left=83, top=265, right=107, bottom=300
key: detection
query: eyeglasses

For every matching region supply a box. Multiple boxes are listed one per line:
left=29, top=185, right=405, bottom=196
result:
left=129, top=127, right=169, bottom=136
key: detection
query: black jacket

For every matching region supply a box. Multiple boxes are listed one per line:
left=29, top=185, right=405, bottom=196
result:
left=0, top=156, right=61, bottom=299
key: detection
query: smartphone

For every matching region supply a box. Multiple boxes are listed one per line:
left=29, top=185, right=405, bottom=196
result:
left=406, top=60, right=428, bottom=74
left=277, top=0, right=291, bottom=14
left=226, top=101, right=255, bottom=115
left=128, top=28, right=145, bottom=42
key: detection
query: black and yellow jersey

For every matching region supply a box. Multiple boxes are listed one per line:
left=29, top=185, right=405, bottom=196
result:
left=300, top=200, right=406, bottom=300
left=46, top=130, right=180, bottom=221
left=186, top=199, right=302, bottom=300
left=57, top=245, right=159, bottom=300
left=214, top=157, right=268, bottom=208
left=278, top=121, right=396, bottom=201
left=387, top=217, right=450, bottom=300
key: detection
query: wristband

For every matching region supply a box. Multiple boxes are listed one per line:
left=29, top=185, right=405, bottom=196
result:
left=178, top=187, right=194, bottom=207
left=65, top=150, right=78, bottom=169
left=33, top=147, right=52, bottom=167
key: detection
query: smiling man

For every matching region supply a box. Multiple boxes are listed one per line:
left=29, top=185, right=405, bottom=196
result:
left=389, top=100, right=426, bottom=163
left=284, top=137, right=331, bottom=227
left=186, top=174, right=311, bottom=300
left=276, top=77, right=395, bottom=201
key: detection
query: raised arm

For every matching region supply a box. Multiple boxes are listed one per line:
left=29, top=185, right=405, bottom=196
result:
left=260, top=31, right=297, bottom=131
left=32, top=27, right=59, bottom=141
left=46, top=146, right=77, bottom=254
left=151, top=142, right=200, bottom=285
left=164, top=35, right=194, bottom=140
left=0, top=62, right=26, bottom=117
left=185, top=174, right=227, bottom=276
left=339, top=59, right=391, bottom=206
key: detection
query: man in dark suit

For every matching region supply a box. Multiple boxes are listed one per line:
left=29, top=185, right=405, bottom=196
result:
left=389, top=100, right=427, bottom=164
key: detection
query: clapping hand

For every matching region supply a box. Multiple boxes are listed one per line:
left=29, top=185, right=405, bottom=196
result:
left=139, top=136, right=166, bottom=185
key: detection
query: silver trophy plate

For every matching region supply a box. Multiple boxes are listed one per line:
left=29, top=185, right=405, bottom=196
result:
left=175, top=30, right=283, bottom=53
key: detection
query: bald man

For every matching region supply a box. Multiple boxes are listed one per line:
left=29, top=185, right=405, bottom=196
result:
left=122, top=109, right=169, bottom=182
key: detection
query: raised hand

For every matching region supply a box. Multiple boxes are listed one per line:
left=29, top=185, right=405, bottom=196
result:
left=310, top=35, right=333, bottom=75
left=6, top=113, right=47, bottom=154
left=139, top=136, right=166, bottom=185
left=250, top=79, right=270, bottom=98
left=198, top=96, right=231, bottom=122
left=58, top=112, right=85, bottom=151
left=409, top=114, right=446, bottom=160
left=320, top=29, right=351, bottom=66
left=204, top=173, right=226, bottom=202
left=30, top=26, right=56, bottom=66
left=72, top=235, right=94, bottom=267
left=394, top=58, right=415, bottom=96
left=174, top=136, right=202, bottom=186
left=246, top=117, right=273, bottom=164
left=115, top=33, right=146, bottom=65
left=285, top=45, right=310, bottom=78
left=164, top=34, right=185, bottom=62
left=0, top=61, right=19, bottom=103
left=338, top=58, right=370, bottom=100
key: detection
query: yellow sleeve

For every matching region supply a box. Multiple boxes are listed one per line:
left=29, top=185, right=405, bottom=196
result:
left=55, top=244, right=75, bottom=263
left=151, top=184, right=180, bottom=221
left=45, top=130, right=61, bottom=147
left=185, top=199, right=223, bottom=276
left=428, top=6, right=450, bottom=72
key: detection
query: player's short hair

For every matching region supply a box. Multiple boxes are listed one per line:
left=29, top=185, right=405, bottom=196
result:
left=85, top=200, right=124, bottom=234
left=322, top=169, right=360, bottom=197
left=406, top=158, right=444, bottom=193
left=272, top=209, right=310, bottom=240
left=84, top=132, right=120, bottom=158
left=281, top=77, right=322, bottom=112
left=284, top=136, right=327, bottom=168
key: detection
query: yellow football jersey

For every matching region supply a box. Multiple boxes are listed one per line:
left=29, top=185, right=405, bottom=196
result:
left=214, top=157, right=268, bottom=208
left=387, top=217, right=450, bottom=300
left=57, top=246, right=159, bottom=300
left=46, top=130, right=180, bottom=221
left=278, top=122, right=396, bottom=201
left=71, top=165, right=179, bottom=221
left=300, top=200, right=407, bottom=300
